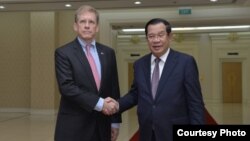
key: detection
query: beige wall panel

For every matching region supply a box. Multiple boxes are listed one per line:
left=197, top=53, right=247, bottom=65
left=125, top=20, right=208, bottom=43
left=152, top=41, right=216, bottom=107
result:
left=57, top=11, right=76, bottom=47
left=30, top=12, right=56, bottom=110
left=0, top=12, right=30, bottom=108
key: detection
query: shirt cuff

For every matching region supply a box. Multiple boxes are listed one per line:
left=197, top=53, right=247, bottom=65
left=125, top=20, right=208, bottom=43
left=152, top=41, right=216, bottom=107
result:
left=94, top=98, right=104, bottom=111
left=111, top=123, right=120, bottom=129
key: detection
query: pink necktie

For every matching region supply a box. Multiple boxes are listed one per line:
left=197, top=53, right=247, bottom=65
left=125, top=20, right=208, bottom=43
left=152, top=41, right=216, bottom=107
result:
left=86, top=44, right=100, bottom=90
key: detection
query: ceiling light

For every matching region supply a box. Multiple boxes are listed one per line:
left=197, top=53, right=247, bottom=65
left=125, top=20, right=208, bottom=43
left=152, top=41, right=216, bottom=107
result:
left=0, top=5, right=5, bottom=9
left=65, top=4, right=72, bottom=8
left=210, top=0, right=218, bottom=2
left=121, top=25, right=250, bottom=33
left=134, top=1, right=142, bottom=5
left=122, top=28, right=144, bottom=32
left=173, top=25, right=250, bottom=31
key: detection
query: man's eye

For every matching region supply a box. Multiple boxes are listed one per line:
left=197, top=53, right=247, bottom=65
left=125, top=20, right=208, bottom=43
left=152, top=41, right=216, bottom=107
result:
left=89, top=20, right=96, bottom=24
left=79, top=20, right=86, bottom=24
left=159, top=34, right=164, bottom=37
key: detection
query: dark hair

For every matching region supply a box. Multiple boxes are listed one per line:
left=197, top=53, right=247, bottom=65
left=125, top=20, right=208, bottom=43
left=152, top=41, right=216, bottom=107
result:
left=145, top=18, right=171, bottom=35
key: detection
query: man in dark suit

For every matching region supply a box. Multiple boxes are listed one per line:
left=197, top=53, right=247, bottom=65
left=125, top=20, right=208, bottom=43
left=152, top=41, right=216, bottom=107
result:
left=54, top=5, right=121, bottom=141
left=118, top=18, right=205, bottom=141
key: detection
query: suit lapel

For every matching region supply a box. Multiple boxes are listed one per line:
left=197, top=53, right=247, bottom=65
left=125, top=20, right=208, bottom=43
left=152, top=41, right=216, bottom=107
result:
left=142, top=54, right=153, bottom=99
left=155, top=49, right=178, bottom=99
left=72, top=39, right=97, bottom=90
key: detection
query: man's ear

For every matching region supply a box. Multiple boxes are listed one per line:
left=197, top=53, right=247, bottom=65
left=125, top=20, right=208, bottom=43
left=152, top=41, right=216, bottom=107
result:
left=96, top=25, right=99, bottom=33
left=168, top=32, right=173, bottom=41
left=73, top=23, right=77, bottom=32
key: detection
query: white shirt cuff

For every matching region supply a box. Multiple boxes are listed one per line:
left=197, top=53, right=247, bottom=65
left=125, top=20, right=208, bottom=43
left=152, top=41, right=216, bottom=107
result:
left=94, top=98, right=104, bottom=111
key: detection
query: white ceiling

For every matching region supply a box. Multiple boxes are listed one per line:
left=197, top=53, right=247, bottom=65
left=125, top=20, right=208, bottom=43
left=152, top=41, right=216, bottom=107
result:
left=1, top=0, right=250, bottom=32
left=0, top=0, right=250, bottom=11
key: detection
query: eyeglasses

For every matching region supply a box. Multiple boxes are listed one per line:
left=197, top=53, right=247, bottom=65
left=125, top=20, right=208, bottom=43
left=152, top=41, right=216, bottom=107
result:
left=147, top=31, right=167, bottom=41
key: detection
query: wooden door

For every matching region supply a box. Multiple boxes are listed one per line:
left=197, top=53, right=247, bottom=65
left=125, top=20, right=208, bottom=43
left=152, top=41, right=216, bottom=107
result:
left=128, top=62, right=134, bottom=87
left=222, top=62, right=242, bottom=103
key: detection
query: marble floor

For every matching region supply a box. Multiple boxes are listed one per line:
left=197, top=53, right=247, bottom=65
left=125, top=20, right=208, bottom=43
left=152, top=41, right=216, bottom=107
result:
left=0, top=102, right=249, bottom=141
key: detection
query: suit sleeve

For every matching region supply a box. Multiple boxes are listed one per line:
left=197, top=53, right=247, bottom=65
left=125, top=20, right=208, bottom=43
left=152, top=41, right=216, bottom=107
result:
left=110, top=50, right=122, bottom=123
left=184, top=56, right=205, bottom=124
left=55, top=48, right=99, bottom=112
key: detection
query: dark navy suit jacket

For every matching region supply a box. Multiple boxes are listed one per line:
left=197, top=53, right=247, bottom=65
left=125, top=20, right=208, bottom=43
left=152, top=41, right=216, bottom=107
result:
left=54, top=38, right=121, bottom=141
left=119, top=49, right=205, bottom=141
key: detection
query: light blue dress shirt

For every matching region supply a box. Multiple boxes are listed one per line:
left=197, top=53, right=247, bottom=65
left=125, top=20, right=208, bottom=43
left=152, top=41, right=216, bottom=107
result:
left=77, top=37, right=120, bottom=128
left=77, top=37, right=104, bottom=112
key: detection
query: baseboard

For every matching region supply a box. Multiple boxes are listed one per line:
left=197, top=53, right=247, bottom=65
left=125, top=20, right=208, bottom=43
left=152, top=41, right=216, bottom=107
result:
left=30, top=109, right=57, bottom=115
left=0, top=108, right=57, bottom=115
left=0, top=108, right=30, bottom=113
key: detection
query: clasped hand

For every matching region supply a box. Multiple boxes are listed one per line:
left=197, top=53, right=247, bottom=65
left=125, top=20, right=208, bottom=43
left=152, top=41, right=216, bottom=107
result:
left=102, top=97, right=119, bottom=115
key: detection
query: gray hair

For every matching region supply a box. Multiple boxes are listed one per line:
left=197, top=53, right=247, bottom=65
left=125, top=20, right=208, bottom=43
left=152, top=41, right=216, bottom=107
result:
left=74, top=5, right=99, bottom=24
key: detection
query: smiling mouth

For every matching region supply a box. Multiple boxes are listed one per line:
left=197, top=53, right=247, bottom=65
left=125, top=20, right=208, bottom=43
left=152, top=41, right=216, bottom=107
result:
left=153, top=45, right=161, bottom=49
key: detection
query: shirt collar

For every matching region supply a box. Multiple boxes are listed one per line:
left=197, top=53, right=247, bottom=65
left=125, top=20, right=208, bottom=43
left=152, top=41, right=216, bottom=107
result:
left=77, top=36, right=96, bottom=48
left=151, top=48, right=170, bottom=64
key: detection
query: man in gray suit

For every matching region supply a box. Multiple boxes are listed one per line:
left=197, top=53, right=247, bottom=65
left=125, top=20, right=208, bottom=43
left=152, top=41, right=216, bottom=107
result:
left=118, top=18, right=205, bottom=141
left=54, top=5, right=121, bottom=141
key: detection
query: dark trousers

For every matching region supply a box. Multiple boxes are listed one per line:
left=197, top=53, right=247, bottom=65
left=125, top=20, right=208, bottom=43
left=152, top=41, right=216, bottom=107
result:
left=91, top=126, right=101, bottom=141
left=151, top=130, right=156, bottom=141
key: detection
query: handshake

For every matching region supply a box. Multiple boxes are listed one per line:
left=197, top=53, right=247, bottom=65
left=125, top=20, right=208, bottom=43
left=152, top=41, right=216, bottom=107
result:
left=102, top=97, right=119, bottom=116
